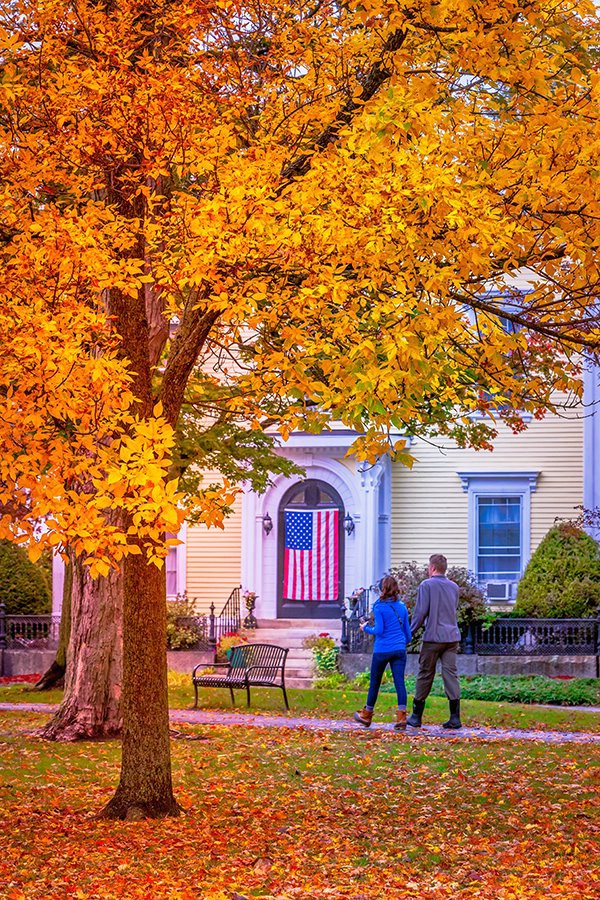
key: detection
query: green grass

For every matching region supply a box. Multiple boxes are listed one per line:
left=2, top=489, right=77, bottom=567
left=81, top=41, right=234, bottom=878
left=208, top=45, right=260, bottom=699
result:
left=1, top=671, right=599, bottom=733
left=0, top=709, right=599, bottom=899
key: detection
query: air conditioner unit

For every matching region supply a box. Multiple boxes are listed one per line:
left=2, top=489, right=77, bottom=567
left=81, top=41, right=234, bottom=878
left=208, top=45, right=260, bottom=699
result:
left=485, top=581, right=517, bottom=601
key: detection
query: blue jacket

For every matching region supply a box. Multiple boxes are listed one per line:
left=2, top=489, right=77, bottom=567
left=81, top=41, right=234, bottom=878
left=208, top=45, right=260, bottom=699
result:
left=363, top=599, right=412, bottom=653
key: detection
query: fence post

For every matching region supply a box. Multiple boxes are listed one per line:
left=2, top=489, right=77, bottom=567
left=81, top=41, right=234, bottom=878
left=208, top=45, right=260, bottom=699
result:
left=340, top=603, right=349, bottom=653
left=0, top=601, right=7, bottom=651
left=464, top=622, right=475, bottom=655
left=209, top=603, right=217, bottom=650
left=596, top=609, right=600, bottom=678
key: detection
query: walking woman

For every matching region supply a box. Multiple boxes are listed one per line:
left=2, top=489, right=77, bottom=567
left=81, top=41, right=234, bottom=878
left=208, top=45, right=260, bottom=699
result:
left=354, top=575, right=412, bottom=729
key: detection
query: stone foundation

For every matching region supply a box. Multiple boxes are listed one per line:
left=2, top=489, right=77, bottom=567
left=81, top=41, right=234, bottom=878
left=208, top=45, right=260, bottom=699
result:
left=1, top=648, right=214, bottom=678
left=339, top=652, right=599, bottom=680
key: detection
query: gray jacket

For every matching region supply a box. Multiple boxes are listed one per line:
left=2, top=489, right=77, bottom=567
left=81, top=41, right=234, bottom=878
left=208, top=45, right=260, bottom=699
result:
left=411, top=575, right=461, bottom=643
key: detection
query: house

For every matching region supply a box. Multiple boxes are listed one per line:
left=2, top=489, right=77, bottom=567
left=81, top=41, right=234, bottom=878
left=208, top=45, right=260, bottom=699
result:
left=159, top=363, right=600, bottom=621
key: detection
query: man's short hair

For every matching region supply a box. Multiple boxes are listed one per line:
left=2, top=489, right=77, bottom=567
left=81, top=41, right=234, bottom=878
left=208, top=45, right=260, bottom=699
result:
left=429, top=553, right=448, bottom=574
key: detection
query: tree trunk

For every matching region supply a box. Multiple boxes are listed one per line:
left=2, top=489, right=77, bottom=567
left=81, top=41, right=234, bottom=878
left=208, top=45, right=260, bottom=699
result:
left=100, top=550, right=180, bottom=819
left=40, top=556, right=123, bottom=741
left=35, top=556, right=73, bottom=690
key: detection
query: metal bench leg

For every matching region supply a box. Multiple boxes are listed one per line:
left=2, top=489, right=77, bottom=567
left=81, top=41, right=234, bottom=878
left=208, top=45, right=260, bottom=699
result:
left=194, top=682, right=198, bottom=709
left=282, top=683, right=290, bottom=711
left=246, top=682, right=251, bottom=707
left=229, top=686, right=235, bottom=706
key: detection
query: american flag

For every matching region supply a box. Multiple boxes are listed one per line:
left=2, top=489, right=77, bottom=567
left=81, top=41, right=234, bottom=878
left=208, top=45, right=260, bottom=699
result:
left=283, top=509, right=339, bottom=602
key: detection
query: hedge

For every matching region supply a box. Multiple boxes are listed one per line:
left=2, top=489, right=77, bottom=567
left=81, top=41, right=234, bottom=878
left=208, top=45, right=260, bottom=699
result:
left=515, top=523, right=600, bottom=618
left=0, top=540, right=51, bottom=615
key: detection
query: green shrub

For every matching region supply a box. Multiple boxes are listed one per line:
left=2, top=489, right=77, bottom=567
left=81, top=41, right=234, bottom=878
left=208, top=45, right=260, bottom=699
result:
left=0, top=540, right=51, bottom=615
left=303, top=632, right=340, bottom=675
left=514, top=523, right=600, bottom=618
left=348, top=669, right=600, bottom=706
left=166, top=594, right=202, bottom=650
left=314, top=672, right=349, bottom=690
left=389, top=561, right=491, bottom=633
left=455, top=675, right=600, bottom=707
left=216, top=631, right=249, bottom=662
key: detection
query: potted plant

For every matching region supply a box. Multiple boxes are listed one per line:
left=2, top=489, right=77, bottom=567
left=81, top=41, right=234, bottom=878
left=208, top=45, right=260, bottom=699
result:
left=216, top=631, right=249, bottom=662
left=242, top=590, right=258, bottom=629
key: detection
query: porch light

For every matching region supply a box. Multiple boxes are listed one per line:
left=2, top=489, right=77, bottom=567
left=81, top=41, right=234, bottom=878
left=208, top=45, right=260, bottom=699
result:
left=262, top=512, right=273, bottom=535
left=344, top=512, right=355, bottom=535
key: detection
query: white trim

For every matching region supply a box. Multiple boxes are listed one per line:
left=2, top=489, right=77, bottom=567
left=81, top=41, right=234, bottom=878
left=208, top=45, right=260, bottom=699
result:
left=166, top=522, right=187, bottom=599
left=457, top=471, right=539, bottom=493
left=273, top=429, right=410, bottom=453
left=584, top=364, right=600, bottom=540
left=52, top=553, right=65, bottom=617
left=457, top=472, right=538, bottom=591
left=243, top=451, right=392, bottom=619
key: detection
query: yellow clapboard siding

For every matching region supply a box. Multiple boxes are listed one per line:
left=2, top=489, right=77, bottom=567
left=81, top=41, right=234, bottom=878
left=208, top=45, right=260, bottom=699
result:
left=391, top=410, right=584, bottom=569
left=185, top=478, right=243, bottom=613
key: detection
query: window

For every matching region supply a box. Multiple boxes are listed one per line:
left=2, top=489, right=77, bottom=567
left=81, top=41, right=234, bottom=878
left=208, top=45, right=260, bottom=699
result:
left=458, top=472, right=538, bottom=601
left=165, top=525, right=187, bottom=598
left=477, top=497, right=522, bottom=593
left=166, top=543, right=178, bottom=596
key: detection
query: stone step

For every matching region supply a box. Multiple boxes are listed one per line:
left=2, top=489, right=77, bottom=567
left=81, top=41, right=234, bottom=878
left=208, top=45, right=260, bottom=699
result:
left=285, top=667, right=315, bottom=679
left=256, top=618, right=342, bottom=630
left=286, top=677, right=316, bottom=690
left=246, top=635, right=325, bottom=650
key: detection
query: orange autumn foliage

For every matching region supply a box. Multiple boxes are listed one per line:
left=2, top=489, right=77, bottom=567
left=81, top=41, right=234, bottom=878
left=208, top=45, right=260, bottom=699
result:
left=1, top=0, right=600, bottom=816
left=0, top=1, right=599, bottom=569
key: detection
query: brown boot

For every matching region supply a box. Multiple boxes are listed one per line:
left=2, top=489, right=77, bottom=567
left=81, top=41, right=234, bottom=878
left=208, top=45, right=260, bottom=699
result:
left=394, top=709, right=407, bottom=730
left=353, top=707, right=373, bottom=727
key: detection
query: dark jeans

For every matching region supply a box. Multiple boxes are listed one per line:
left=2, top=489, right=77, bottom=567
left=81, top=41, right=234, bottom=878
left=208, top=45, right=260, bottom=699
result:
left=366, top=650, right=407, bottom=709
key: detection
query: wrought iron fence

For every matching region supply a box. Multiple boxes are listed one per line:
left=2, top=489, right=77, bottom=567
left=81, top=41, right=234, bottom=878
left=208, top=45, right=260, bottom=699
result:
left=341, top=588, right=374, bottom=653
left=472, top=618, right=599, bottom=656
left=0, top=588, right=243, bottom=654
left=340, top=590, right=599, bottom=657
left=170, top=587, right=242, bottom=651
left=0, top=613, right=61, bottom=648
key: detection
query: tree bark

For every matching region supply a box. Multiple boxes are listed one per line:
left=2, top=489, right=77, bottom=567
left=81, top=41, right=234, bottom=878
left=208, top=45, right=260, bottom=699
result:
left=40, top=556, right=123, bottom=741
left=35, top=556, right=73, bottom=690
left=100, top=551, right=180, bottom=819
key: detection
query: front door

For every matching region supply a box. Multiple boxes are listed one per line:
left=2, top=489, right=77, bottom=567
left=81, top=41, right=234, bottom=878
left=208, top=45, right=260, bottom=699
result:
left=277, top=479, right=344, bottom=619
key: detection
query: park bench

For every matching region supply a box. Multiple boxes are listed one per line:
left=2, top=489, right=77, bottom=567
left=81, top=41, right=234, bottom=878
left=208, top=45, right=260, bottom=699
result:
left=192, top=643, right=290, bottom=711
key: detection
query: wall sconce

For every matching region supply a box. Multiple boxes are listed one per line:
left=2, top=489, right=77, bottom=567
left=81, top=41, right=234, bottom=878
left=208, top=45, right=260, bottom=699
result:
left=262, top=512, right=273, bottom=536
left=344, top=512, right=355, bottom=536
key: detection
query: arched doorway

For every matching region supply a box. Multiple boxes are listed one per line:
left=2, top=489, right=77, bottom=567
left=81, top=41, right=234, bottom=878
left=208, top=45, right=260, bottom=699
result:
left=277, top=479, right=345, bottom=619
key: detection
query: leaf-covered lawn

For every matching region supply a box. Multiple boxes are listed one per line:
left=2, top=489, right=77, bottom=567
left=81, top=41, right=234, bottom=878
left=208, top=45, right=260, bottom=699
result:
left=1, top=710, right=599, bottom=899
left=2, top=676, right=599, bottom=733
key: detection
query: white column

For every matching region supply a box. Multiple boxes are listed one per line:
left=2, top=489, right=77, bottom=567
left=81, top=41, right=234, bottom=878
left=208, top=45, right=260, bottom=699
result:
left=359, top=459, right=386, bottom=588
left=52, top=554, right=65, bottom=617
left=583, top=363, right=600, bottom=540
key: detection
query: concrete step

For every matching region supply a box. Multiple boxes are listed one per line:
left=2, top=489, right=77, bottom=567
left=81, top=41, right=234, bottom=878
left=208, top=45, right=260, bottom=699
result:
left=256, top=619, right=342, bottom=630
left=286, top=677, right=315, bottom=690
left=286, top=667, right=315, bottom=680
left=246, top=635, right=325, bottom=650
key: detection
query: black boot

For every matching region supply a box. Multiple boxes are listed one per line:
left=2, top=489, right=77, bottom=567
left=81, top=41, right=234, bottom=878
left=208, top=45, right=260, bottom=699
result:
left=406, top=699, right=425, bottom=728
left=442, top=699, right=462, bottom=729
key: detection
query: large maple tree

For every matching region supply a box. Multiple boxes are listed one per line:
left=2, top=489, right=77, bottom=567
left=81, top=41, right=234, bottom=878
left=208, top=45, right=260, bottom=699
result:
left=1, top=0, right=599, bottom=818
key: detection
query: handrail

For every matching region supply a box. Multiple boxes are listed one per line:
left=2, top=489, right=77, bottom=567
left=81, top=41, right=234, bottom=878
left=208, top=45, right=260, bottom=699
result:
left=202, top=586, right=242, bottom=648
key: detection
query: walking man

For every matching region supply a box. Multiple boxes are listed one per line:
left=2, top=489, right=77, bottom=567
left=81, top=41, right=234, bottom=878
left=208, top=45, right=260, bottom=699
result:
left=406, top=554, right=462, bottom=729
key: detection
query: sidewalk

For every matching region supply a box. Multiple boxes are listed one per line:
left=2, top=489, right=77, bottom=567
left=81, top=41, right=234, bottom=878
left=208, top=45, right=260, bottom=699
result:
left=2, top=702, right=600, bottom=745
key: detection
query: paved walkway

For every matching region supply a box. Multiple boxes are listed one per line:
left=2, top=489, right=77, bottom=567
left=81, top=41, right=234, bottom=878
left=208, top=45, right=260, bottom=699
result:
left=1, top=702, right=600, bottom=745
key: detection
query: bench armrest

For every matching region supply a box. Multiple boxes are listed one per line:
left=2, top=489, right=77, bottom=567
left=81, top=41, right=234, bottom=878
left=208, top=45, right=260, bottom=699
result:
left=192, top=661, right=230, bottom=677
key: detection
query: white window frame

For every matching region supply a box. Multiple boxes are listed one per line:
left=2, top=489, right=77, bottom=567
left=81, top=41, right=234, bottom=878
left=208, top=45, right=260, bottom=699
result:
left=457, top=472, right=539, bottom=600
